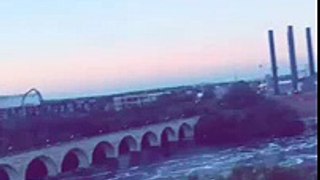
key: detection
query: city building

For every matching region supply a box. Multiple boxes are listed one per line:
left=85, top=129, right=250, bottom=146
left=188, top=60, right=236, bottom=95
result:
left=112, top=92, right=170, bottom=111
left=260, top=73, right=316, bottom=96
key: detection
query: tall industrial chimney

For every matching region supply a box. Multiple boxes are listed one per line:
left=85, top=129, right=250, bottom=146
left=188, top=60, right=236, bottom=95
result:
left=287, top=26, right=299, bottom=92
left=306, top=27, right=316, bottom=77
left=268, top=30, right=280, bottom=95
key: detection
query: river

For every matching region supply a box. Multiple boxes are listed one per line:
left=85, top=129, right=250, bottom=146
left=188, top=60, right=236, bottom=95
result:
left=53, top=129, right=317, bottom=180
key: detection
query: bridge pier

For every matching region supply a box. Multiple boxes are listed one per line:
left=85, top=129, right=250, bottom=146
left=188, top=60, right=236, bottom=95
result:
left=140, top=146, right=163, bottom=165
left=117, top=151, right=143, bottom=170
left=104, top=158, right=119, bottom=172
left=129, top=151, right=141, bottom=167
left=117, top=154, right=130, bottom=170
left=116, top=155, right=129, bottom=170
left=178, top=137, right=195, bottom=149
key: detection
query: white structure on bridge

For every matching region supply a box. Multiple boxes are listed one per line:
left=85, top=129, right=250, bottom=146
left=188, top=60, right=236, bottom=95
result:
left=0, top=116, right=199, bottom=180
left=0, top=88, right=43, bottom=109
left=112, top=91, right=170, bottom=111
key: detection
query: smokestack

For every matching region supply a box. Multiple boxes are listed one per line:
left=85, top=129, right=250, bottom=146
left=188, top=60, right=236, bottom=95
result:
left=287, top=25, right=299, bottom=92
left=268, top=30, right=280, bottom=95
left=306, top=27, right=316, bottom=77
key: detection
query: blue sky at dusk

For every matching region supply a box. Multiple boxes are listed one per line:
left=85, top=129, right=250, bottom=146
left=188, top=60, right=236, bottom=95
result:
left=0, top=0, right=316, bottom=98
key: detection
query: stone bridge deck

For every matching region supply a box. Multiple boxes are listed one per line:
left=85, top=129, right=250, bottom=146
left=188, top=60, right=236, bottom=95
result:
left=0, top=116, right=200, bottom=180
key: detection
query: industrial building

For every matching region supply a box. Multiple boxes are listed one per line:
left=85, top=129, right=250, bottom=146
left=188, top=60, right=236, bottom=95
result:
left=266, top=26, right=317, bottom=95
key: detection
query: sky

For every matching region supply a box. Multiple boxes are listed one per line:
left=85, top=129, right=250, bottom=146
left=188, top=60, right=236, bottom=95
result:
left=0, top=0, right=317, bottom=99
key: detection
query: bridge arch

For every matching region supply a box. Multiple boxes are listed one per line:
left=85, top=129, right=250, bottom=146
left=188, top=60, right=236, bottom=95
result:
left=0, top=117, right=200, bottom=178
left=178, top=123, right=194, bottom=140
left=0, top=164, right=18, bottom=180
left=161, top=127, right=177, bottom=146
left=21, top=88, right=43, bottom=107
left=25, top=156, right=58, bottom=180
left=141, top=131, right=159, bottom=149
left=119, top=135, right=138, bottom=155
left=92, top=141, right=116, bottom=165
left=62, top=148, right=89, bottom=172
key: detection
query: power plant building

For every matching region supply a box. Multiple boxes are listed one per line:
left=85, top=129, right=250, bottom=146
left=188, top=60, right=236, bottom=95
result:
left=266, top=26, right=317, bottom=95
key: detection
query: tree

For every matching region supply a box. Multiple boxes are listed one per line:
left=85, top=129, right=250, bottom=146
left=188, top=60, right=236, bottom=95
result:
left=195, top=81, right=304, bottom=145
left=222, top=81, right=263, bottom=109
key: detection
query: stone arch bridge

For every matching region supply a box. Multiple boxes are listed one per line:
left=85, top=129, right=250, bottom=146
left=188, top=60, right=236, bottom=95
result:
left=0, top=116, right=199, bottom=180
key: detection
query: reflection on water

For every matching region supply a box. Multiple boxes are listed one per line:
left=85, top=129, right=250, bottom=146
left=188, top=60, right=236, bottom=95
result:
left=54, top=131, right=317, bottom=180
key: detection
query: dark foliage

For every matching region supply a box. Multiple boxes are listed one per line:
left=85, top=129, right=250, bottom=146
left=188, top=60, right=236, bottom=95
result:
left=221, top=81, right=263, bottom=109
left=195, top=81, right=305, bottom=145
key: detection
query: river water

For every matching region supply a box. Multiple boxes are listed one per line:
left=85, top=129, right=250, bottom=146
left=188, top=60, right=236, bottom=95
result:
left=56, top=130, right=317, bottom=180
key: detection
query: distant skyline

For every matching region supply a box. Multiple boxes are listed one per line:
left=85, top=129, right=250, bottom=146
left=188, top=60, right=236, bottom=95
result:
left=0, top=0, right=317, bottom=99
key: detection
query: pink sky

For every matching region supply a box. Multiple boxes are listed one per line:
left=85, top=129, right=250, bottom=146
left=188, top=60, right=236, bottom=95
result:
left=1, top=36, right=315, bottom=98
left=0, top=0, right=316, bottom=99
